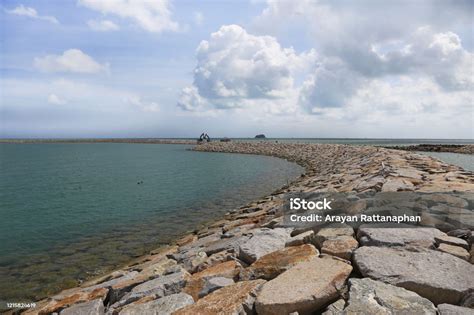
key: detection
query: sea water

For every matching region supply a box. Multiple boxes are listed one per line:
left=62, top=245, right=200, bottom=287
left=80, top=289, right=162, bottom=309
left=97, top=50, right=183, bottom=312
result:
left=0, top=143, right=303, bottom=301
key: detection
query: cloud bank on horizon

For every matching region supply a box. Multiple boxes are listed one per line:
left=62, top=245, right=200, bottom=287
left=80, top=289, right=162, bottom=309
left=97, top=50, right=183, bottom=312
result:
left=1, top=0, right=473, bottom=138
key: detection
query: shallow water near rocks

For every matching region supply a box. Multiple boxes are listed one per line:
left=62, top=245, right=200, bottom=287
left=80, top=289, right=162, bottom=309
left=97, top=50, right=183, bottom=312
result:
left=0, top=143, right=303, bottom=302
left=415, top=151, right=474, bottom=172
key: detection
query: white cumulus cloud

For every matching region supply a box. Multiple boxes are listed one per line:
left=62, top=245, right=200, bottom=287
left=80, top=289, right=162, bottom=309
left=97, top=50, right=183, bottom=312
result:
left=87, top=19, right=120, bottom=31
left=78, top=0, right=179, bottom=33
left=34, top=49, right=109, bottom=74
left=179, top=24, right=315, bottom=111
left=252, top=1, right=473, bottom=115
left=6, top=4, right=59, bottom=24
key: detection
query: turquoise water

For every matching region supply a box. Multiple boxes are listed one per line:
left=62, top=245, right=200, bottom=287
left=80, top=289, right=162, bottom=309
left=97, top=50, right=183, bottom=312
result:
left=0, top=143, right=303, bottom=302
left=416, top=151, right=474, bottom=172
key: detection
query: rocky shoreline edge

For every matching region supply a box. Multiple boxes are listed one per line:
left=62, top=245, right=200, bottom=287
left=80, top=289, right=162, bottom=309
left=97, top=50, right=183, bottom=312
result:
left=13, top=142, right=474, bottom=315
left=386, top=144, right=474, bottom=155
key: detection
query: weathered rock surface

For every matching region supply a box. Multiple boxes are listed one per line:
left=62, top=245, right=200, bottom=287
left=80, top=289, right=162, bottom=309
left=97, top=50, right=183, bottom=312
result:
left=313, top=225, right=354, bottom=248
left=118, top=293, right=194, bottom=315
left=438, top=303, right=474, bottom=315
left=435, top=234, right=469, bottom=249
left=422, top=194, right=469, bottom=208
left=198, top=277, right=234, bottom=298
left=437, top=243, right=470, bottom=260
left=343, top=278, right=436, bottom=314
left=447, top=229, right=472, bottom=241
left=174, top=280, right=265, bottom=315
left=382, top=177, right=415, bottom=192
left=204, top=235, right=250, bottom=256
left=285, top=230, right=314, bottom=246
left=255, top=257, right=352, bottom=315
left=321, top=236, right=358, bottom=260
left=123, top=270, right=188, bottom=303
left=354, top=246, right=474, bottom=305
left=357, top=225, right=445, bottom=247
left=60, top=298, right=104, bottom=315
left=183, top=260, right=241, bottom=301
left=240, top=244, right=318, bottom=280
left=239, top=228, right=290, bottom=264
left=322, top=299, right=346, bottom=315
left=38, top=287, right=109, bottom=314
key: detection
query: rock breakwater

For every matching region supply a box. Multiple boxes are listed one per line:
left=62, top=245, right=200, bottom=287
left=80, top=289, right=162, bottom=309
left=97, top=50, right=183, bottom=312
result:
left=17, top=142, right=474, bottom=314
left=387, top=144, right=474, bottom=155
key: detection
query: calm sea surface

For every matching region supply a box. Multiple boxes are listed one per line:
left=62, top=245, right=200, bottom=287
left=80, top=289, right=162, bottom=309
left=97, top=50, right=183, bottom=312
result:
left=0, top=143, right=303, bottom=302
left=415, top=151, right=474, bottom=172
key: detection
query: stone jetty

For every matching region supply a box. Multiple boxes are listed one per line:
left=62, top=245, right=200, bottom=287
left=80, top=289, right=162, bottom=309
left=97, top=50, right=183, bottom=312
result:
left=387, top=144, right=474, bottom=155
left=19, top=142, right=474, bottom=314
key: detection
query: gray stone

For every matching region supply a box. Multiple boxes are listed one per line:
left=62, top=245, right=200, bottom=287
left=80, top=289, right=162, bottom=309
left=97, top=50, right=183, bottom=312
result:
left=118, top=293, right=194, bottom=315
left=255, top=257, right=352, bottom=315
left=353, top=246, right=474, bottom=305
left=461, top=291, right=474, bottom=308
left=124, top=271, right=188, bottom=302
left=85, top=271, right=139, bottom=291
left=285, top=230, right=314, bottom=247
left=423, top=194, right=469, bottom=208
left=222, top=224, right=255, bottom=238
left=198, top=276, right=234, bottom=298
left=312, top=224, right=354, bottom=248
left=343, top=278, right=436, bottom=314
left=60, top=299, right=104, bottom=315
left=204, top=235, right=250, bottom=256
left=182, top=251, right=208, bottom=273
left=382, top=177, right=415, bottom=192
left=238, top=228, right=290, bottom=264
left=437, top=243, right=470, bottom=261
left=354, top=176, right=385, bottom=192
left=322, top=299, right=346, bottom=315
left=178, top=233, right=221, bottom=252
left=447, top=229, right=472, bottom=241
left=438, top=303, right=474, bottom=315
left=357, top=225, right=445, bottom=247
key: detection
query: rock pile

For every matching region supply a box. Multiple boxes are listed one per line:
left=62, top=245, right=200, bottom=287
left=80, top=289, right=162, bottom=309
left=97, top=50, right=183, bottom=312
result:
left=23, top=142, right=473, bottom=314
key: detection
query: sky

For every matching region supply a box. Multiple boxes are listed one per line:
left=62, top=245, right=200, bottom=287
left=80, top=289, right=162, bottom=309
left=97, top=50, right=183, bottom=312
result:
left=0, top=0, right=473, bottom=139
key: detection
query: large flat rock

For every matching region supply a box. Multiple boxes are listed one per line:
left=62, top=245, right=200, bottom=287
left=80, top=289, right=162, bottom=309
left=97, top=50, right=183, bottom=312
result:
left=255, top=257, right=352, bottom=315
left=60, top=298, right=104, bottom=315
left=123, top=270, right=189, bottom=302
left=238, top=228, right=290, bottom=264
left=118, top=293, right=194, bottom=315
left=204, top=235, right=250, bottom=256
left=174, top=280, right=266, bottom=315
left=353, top=246, right=474, bottom=305
left=240, top=244, right=318, bottom=280
left=343, top=278, right=436, bottom=314
left=198, top=276, right=234, bottom=298
left=357, top=225, right=445, bottom=247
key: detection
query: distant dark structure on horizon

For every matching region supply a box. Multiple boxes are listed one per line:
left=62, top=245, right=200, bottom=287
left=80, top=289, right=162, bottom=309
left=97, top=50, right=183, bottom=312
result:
left=198, top=133, right=211, bottom=143
left=255, top=134, right=266, bottom=139
left=220, top=137, right=231, bottom=142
